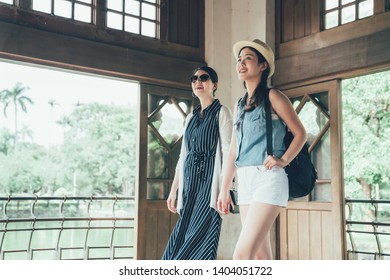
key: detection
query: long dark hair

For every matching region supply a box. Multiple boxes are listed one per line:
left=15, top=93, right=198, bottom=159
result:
left=240, top=47, right=270, bottom=111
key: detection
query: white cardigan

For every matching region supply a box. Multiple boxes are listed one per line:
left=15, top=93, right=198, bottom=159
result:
left=176, top=105, right=233, bottom=213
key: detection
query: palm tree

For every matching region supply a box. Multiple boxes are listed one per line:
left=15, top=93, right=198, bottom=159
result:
left=48, top=99, right=59, bottom=110
left=57, top=115, right=72, bottom=142
left=48, top=99, right=59, bottom=146
left=0, top=83, right=33, bottom=142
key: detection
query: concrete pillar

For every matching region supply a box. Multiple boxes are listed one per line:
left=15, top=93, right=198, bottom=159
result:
left=205, top=0, right=276, bottom=259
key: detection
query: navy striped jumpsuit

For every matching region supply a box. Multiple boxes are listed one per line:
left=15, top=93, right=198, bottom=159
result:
left=162, top=99, right=222, bottom=260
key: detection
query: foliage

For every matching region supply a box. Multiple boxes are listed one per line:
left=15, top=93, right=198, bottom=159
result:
left=0, top=82, right=33, bottom=138
left=7, top=169, right=43, bottom=194
left=60, top=102, right=137, bottom=195
left=0, top=89, right=137, bottom=196
left=342, top=71, right=390, bottom=200
left=0, top=128, right=15, bottom=155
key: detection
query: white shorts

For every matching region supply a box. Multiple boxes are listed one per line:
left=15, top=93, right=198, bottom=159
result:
left=237, top=165, right=289, bottom=207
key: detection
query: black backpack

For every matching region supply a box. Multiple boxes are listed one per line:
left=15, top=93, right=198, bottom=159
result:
left=264, top=91, right=317, bottom=199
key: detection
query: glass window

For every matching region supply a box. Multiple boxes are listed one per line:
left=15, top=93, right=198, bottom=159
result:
left=291, top=92, right=331, bottom=202
left=74, top=2, right=92, bottom=23
left=323, top=0, right=374, bottom=30
left=3, top=0, right=160, bottom=39
left=146, top=94, right=192, bottom=200
left=141, top=20, right=156, bottom=37
left=142, top=3, right=156, bottom=20
left=358, top=0, right=374, bottom=19
left=325, top=10, right=339, bottom=29
left=107, top=0, right=123, bottom=12
left=147, top=181, right=169, bottom=200
left=107, top=11, right=123, bottom=30
left=341, top=5, right=356, bottom=24
left=125, top=16, right=140, bottom=34
left=54, top=0, right=72, bottom=18
left=325, top=0, right=338, bottom=10
left=0, top=0, right=14, bottom=5
left=33, top=0, right=52, bottom=14
left=32, top=0, right=93, bottom=24
left=106, top=0, right=159, bottom=38
left=125, top=0, right=140, bottom=16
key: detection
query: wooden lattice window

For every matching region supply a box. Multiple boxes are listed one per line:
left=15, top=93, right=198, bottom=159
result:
left=323, top=0, right=374, bottom=29
left=106, top=0, right=159, bottom=38
left=146, top=93, right=193, bottom=199
left=32, top=0, right=94, bottom=23
left=0, top=0, right=15, bottom=5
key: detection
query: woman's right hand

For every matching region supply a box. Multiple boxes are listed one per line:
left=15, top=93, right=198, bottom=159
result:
left=166, top=191, right=177, bottom=213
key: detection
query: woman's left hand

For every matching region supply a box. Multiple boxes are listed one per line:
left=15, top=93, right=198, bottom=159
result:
left=263, top=155, right=288, bottom=170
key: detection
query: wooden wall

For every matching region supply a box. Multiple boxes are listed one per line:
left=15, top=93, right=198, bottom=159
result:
left=274, top=0, right=390, bottom=88
left=167, top=0, right=203, bottom=48
left=0, top=0, right=205, bottom=88
left=278, top=0, right=321, bottom=43
left=275, top=0, right=389, bottom=260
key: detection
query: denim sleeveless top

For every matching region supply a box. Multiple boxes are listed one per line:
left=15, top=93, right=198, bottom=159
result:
left=234, top=97, right=286, bottom=167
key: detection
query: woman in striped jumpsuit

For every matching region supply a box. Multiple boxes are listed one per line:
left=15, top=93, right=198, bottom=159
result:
left=162, top=66, right=232, bottom=260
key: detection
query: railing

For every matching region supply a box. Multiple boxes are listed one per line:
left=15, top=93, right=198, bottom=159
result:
left=345, top=198, right=390, bottom=260
left=0, top=195, right=135, bottom=260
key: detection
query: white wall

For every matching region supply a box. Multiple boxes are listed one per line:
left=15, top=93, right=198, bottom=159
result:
left=205, top=0, right=274, bottom=110
left=204, top=0, right=275, bottom=259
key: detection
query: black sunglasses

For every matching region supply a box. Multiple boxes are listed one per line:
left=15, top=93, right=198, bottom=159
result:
left=190, top=74, right=210, bottom=83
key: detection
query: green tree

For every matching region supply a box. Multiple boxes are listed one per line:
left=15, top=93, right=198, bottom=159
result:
left=0, top=140, right=47, bottom=194
left=48, top=99, right=59, bottom=146
left=0, top=98, right=137, bottom=197
left=7, top=169, right=43, bottom=194
left=19, top=125, right=34, bottom=143
left=48, top=99, right=59, bottom=109
left=60, top=102, right=137, bottom=195
left=0, top=128, right=15, bottom=156
left=0, top=83, right=33, bottom=142
left=57, top=115, right=72, bottom=141
left=343, top=71, right=390, bottom=201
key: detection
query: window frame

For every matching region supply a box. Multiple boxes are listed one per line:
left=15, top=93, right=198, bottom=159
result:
left=0, top=0, right=162, bottom=39
left=0, top=0, right=203, bottom=62
left=106, top=0, right=160, bottom=38
left=322, top=0, right=375, bottom=30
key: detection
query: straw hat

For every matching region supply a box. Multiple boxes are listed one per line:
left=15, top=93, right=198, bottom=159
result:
left=233, top=39, right=275, bottom=78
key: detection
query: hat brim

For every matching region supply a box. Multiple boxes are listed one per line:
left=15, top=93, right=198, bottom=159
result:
left=233, top=40, right=275, bottom=78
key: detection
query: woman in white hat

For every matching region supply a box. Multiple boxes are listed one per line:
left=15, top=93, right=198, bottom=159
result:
left=217, top=39, right=307, bottom=259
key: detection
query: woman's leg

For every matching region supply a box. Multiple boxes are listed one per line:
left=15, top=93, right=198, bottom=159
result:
left=253, top=232, right=272, bottom=260
left=233, top=202, right=281, bottom=260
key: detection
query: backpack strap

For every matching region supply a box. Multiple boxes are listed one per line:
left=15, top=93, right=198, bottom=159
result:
left=264, top=89, right=273, bottom=156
